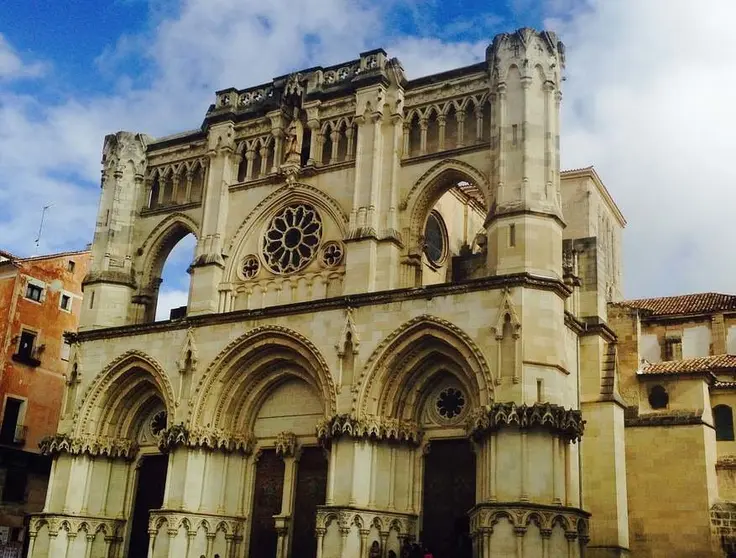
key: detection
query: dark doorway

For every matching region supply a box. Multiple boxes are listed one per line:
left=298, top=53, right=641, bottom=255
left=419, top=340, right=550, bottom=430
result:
left=291, top=447, right=328, bottom=558
left=0, top=398, right=22, bottom=444
left=249, top=449, right=285, bottom=558
left=127, top=454, right=168, bottom=558
left=421, top=438, right=476, bottom=558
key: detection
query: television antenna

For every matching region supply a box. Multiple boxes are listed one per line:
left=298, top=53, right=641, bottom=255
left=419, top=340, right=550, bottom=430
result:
left=34, top=204, right=54, bottom=254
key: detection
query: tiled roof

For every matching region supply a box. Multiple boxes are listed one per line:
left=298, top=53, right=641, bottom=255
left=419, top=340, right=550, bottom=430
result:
left=639, top=354, right=736, bottom=375
left=614, top=292, right=736, bottom=317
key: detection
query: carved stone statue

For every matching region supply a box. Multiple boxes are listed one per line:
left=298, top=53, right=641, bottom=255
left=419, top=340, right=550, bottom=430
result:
left=283, top=107, right=304, bottom=165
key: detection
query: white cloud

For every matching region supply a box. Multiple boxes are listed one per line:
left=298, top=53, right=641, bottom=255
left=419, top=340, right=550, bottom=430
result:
left=155, top=289, right=189, bottom=321
left=545, top=0, right=736, bottom=296
left=0, top=34, right=45, bottom=80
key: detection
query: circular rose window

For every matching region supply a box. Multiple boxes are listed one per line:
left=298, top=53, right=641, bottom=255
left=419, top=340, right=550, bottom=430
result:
left=424, top=211, right=447, bottom=266
left=436, top=387, right=466, bottom=420
left=262, top=204, right=323, bottom=274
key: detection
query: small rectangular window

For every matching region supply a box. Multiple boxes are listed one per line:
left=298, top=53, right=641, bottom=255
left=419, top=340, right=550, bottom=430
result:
left=512, top=124, right=518, bottom=146
left=60, top=337, right=71, bottom=361
left=67, top=260, right=75, bottom=272
left=509, top=224, right=516, bottom=247
left=2, top=467, right=28, bottom=503
left=664, top=337, right=682, bottom=361
left=17, top=331, right=35, bottom=360
left=60, top=294, right=71, bottom=312
left=25, top=284, right=43, bottom=302
left=89, top=290, right=95, bottom=309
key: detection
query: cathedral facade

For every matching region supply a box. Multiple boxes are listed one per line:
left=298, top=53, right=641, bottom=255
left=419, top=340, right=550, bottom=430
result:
left=26, top=28, right=637, bottom=558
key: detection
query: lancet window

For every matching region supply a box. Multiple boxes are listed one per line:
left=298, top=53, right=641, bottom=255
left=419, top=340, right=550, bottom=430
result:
left=146, top=159, right=207, bottom=210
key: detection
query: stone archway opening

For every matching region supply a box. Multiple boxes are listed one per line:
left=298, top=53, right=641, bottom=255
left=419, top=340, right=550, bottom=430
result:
left=128, top=454, right=168, bottom=558
left=152, top=232, right=196, bottom=322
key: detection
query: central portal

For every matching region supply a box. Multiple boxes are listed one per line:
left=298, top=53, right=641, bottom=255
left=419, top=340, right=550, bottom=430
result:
left=291, top=447, right=328, bottom=558
left=421, top=438, right=476, bottom=558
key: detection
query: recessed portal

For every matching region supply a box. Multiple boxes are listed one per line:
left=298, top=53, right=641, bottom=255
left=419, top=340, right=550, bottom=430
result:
left=291, top=447, right=328, bottom=558
left=128, top=454, right=168, bottom=558
left=249, top=449, right=285, bottom=558
left=421, top=438, right=475, bottom=558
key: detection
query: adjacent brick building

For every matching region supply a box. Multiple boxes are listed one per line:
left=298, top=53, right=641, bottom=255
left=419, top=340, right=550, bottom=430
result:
left=0, top=249, right=89, bottom=556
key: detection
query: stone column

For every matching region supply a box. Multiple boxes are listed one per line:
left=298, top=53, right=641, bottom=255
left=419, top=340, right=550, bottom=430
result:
left=437, top=115, right=446, bottom=150
left=456, top=110, right=466, bottom=148
left=307, top=120, right=321, bottom=165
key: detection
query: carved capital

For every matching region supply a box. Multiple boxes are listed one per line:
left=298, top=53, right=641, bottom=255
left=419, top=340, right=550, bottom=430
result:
left=316, top=414, right=422, bottom=446
left=275, top=431, right=300, bottom=458
left=467, top=402, right=585, bottom=443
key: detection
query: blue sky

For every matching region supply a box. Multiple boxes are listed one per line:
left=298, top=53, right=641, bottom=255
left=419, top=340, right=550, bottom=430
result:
left=2, top=0, right=736, bottom=319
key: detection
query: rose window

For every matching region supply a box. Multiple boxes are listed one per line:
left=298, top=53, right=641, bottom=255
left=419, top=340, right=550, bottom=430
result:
left=241, top=254, right=260, bottom=279
left=263, top=204, right=323, bottom=274
left=436, top=388, right=466, bottom=420
left=150, top=410, right=167, bottom=436
left=321, top=241, right=344, bottom=268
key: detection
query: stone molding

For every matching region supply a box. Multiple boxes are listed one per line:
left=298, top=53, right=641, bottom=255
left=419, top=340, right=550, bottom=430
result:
left=315, top=505, right=417, bottom=535
left=316, top=414, right=422, bottom=446
left=28, top=513, right=125, bottom=539
left=467, top=402, right=586, bottom=443
left=469, top=502, right=589, bottom=541
left=157, top=424, right=255, bottom=455
left=148, top=509, right=244, bottom=538
left=624, top=409, right=705, bottom=428
left=39, top=433, right=139, bottom=460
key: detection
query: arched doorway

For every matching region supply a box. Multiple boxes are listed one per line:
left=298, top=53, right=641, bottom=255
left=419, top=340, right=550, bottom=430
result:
left=128, top=453, right=168, bottom=557
left=422, top=438, right=475, bottom=558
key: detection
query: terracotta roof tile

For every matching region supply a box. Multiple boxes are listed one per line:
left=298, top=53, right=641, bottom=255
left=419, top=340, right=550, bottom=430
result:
left=639, top=354, right=736, bottom=375
left=613, top=292, right=736, bottom=317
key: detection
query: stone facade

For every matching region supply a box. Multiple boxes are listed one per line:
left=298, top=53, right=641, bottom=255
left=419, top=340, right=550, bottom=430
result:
left=26, top=28, right=636, bottom=558
left=0, top=249, right=89, bottom=556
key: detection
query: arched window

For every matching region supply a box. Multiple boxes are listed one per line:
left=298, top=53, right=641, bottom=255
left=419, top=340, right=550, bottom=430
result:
left=714, top=404, right=735, bottom=441
left=648, top=385, right=669, bottom=409
left=152, top=233, right=196, bottom=322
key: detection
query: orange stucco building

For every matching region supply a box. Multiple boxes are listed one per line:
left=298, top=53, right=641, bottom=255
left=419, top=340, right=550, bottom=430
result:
left=0, top=249, right=89, bottom=555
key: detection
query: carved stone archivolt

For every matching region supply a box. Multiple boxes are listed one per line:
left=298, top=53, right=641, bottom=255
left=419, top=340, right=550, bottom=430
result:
left=316, top=414, right=422, bottom=446
left=315, top=506, right=417, bottom=537
left=157, top=424, right=255, bottom=455
left=467, top=402, right=585, bottom=443
left=28, top=513, right=125, bottom=539
left=469, top=503, right=589, bottom=542
left=39, top=433, right=139, bottom=460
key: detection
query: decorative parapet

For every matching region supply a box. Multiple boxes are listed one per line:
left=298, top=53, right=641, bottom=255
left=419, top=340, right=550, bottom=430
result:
left=28, top=512, right=125, bottom=540
left=39, top=434, right=139, bottom=460
left=316, top=414, right=422, bottom=446
left=470, top=503, right=589, bottom=543
left=467, top=402, right=585, bottom=443
left=148, top=509, right=244, bottom=539
left=157, top=424, right=255, bottom=455
left=315, top=506, right=417, bottom=536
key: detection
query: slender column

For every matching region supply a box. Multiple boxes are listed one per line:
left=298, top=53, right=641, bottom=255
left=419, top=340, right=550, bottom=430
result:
left=496, top=84, right=507, bottom=196
left=565, top=443, right=573, bottom=507
left=368, top=443, right=377, bottom=508
left=62, top=456, right=78, bottom=513
left=566, top=533, right=577, bottom=558
left=357, top=529, right=367, bottom=558
left=157, top=180, right=165, bottom=205
left=515, top=527, right=525, bottom=558
left=81, top=456, right=94, bottom=514
left=350, top=441, right=361, bottom=506
left=206, top=533, right=215, bottom=557
left=147, top=531, right=156, bottom=558
left=475, top=105, right=484, bottom=142
left=102, top=537, right=111, bottom=558
left=402, top=122, right=410, bottom=157
left=520, top=432, right=529, bottom=501
left=271, top=129, right=284, bottom=173
left=490, top=434, right=498, bottom=501
left=326, top=445, right=337, bottom=505
left=482, top=530, right=491, bottom=558
left=541, top=529, right=551, bottom=558
left=520, top=76, right=532, bottom=203
left=438, top=115, right=446, bottom=150
left=368, top=113, right=383, bottom=229
left=349, top=115, right=366, bottom=227
left=315, top=529, right=326, bottom=558
left=185, top=531, right=195, bottom=558
left=340, top=527, right=350, bottom=556
left=259, top=147, right=269, bottom=177
left=83, top=534, right=94, bottom=558
left=184, top=170, right=193, bottom=202
left=380, top=532, right=389, bottom=558
left=102, top=458, right=114, bottom=515
left=120, top=459, right=134, bottom=517
left=218, top=453, right=230, bottom=513
left=224, top=535, right=234, bottom=558
left=171, top=175, right=180, bottom=204
left=166, top=529, right=177, bottom=558
left=405, top=449, right=414, bottom=512
left=387, top=446, right=396, bottom=510
left=307, top=120, right=321, bottom=165
left=419, top=119, right=428, bottom=155
left=456, top=110, right=466, bottom=148
left=345, top=125, right=355, bottom=159
left=552, top=436, right=562, bottom=504
left=62, top=532, right=75, bottom=558
left=44, top=458, right=58, bottom=511
left=244, top=149, right=255, bottom=180
left=27, top=533, right=37, bottom=558
left=543, top=80, right=555, bottom=201
left=330, top=130, right=340, bottom=163
left=198, top=449, right=210, bottom=512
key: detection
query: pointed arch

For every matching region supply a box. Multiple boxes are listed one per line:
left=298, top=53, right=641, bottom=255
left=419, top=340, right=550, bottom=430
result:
left=224, top=182, right=349, bottom=281
left=189, top=326, right=337, bottom=431
left=400, top=159, right=490, bottom=254
left=75, top=350, right=175, bottom=440
left=355, top=315, right=494, bottom=419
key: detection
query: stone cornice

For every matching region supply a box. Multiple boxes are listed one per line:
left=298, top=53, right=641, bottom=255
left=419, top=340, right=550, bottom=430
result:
left=467, top=402, right=585, bottom=443
left=624, top=409, right=707, bottom=428
left=316, top=414, right=422, bottom=446
left=76, top=273, right=571, bottom=342
left=39, top=434, right=139, bottom=461
left=157, top=424, right=255, bottom=455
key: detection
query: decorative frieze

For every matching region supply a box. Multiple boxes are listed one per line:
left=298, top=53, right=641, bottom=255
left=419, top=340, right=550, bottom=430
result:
left=39, top=433, right=139, bottom=460
left=469, top=502, right=589, bottom=542
left=316, top=414, right=422, bottom=446
left=467, top=402, right=585, bottom=443
left=157, top=424, right=255, bottom=455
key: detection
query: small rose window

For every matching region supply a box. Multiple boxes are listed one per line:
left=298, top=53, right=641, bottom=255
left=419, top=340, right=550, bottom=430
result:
left=241, top=255, right=260, bottom=279
left=321, top=241, right=344, bottom=268
left=263, top=204, right=323, bottom=274
left=436, top=387, right=466, bottom=420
